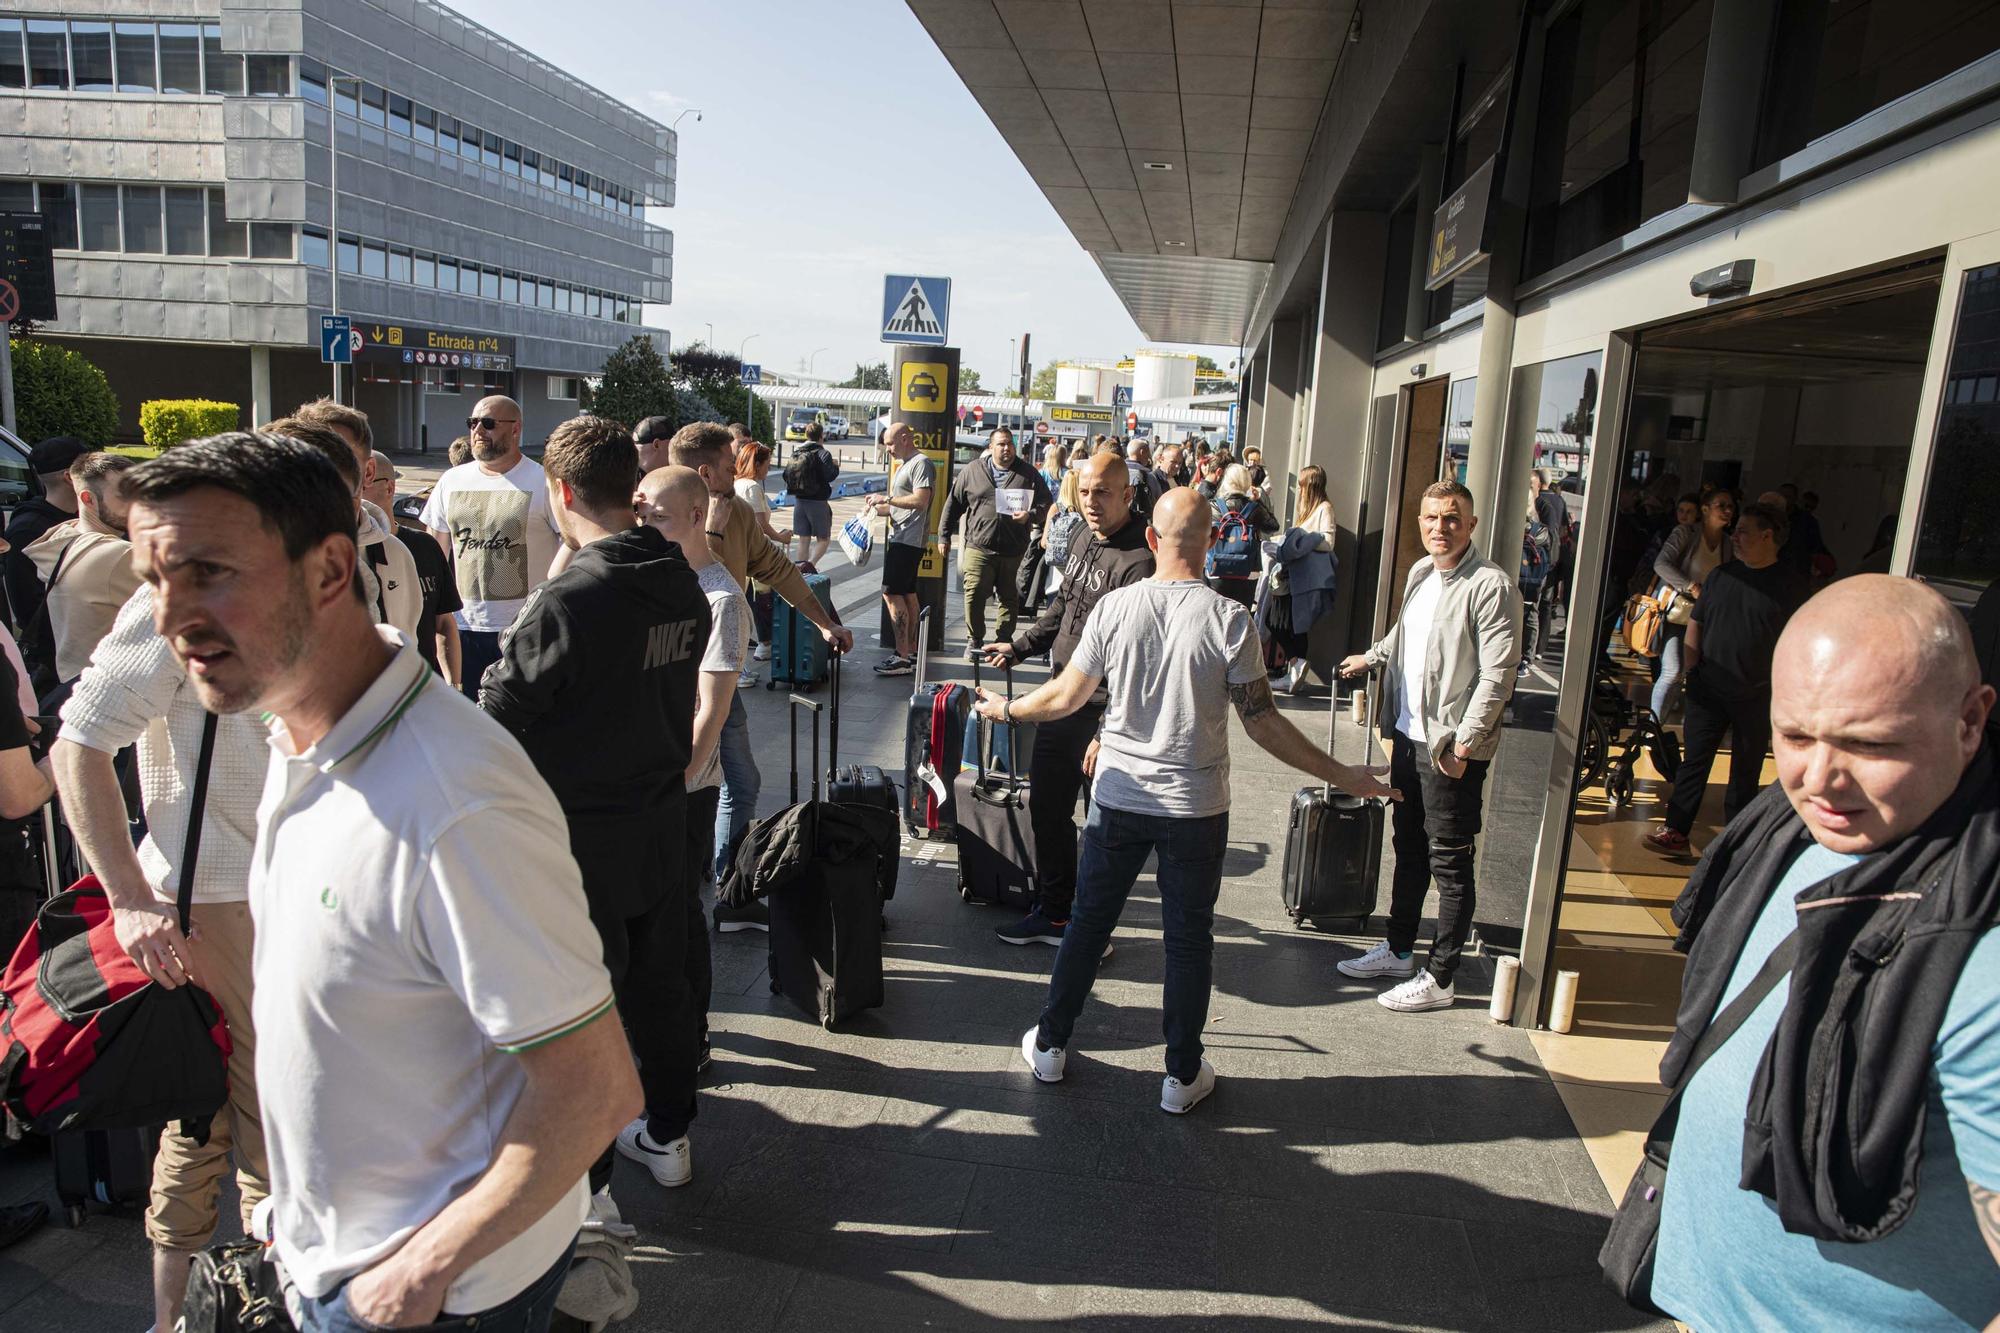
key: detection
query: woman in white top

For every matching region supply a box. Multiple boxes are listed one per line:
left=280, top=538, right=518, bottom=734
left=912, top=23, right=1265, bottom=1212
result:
left=1649, top=486, right=1736, bottom=720
left=1272, top=465, right=1336, bottom=693
left=732, top=441, right=787, bottom=673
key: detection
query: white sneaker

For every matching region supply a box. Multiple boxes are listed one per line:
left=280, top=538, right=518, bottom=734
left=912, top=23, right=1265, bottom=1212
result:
left=1021, top=1026, right=1065, bottom=1083
left=615, top=1120, right=692, bottom=1187
left=737, top=668, right=759, bottom=689
left=1378, top=971, right=1456, bottom=1012
left=1160, top=1059, right=1216, bottom=1114
left=1285, top=660, right=1308, bottom=695
left=752, top=643, right=771, bottom=661
left=1336, top=941, right=1418, bottom=980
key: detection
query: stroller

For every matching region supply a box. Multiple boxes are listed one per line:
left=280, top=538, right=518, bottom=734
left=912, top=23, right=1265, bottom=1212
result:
left=1577, top=669, right=1681, bottom=811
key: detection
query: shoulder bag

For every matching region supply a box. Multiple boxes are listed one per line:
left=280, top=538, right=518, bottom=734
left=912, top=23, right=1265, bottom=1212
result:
left=1599, top=935, right=1797, bottom=1314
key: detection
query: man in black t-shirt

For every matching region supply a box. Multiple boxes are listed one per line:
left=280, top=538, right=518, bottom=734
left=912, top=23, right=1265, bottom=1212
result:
left=366, top=454, right=462, bottom=683
left=1647, top=502, right=1810, bottom=855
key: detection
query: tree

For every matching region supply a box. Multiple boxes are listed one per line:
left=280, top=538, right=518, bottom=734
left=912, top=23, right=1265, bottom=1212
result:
left=11, top=338, right=119, bottom=445
left=1030, top=362, right=1059, bottom=400
left=1196, top=355, right=1221, bottom=373
left=959, top=367, right=983, bottom=393
left=586, top=335, right=675, bottom=430
left=672, top=343, right=774, bottom=440
left=836, top=362, right=890, bottom=390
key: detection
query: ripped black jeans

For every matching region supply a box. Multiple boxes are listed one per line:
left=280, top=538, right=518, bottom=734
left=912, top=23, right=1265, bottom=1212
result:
left=1386, top=732, right=1491, bottom=986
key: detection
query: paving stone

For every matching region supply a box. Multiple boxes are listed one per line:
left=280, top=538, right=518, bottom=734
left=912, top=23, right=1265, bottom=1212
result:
left=955, top=1165, right=1224, bottom=1289
left=700, top=1132, right=977, bottom=1254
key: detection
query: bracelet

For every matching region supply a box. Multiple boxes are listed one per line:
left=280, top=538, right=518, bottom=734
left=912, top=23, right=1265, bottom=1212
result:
left=1003, top=698, right=1013, bottom=724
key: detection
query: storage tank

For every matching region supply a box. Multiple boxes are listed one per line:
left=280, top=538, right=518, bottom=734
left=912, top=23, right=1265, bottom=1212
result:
left=1053, top=361, right=1130, bottom=404
left=1133, top=350, right=1197, bottom=402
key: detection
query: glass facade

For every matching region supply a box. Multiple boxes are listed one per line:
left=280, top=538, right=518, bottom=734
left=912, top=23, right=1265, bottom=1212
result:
left=1915, top=261, right=2000, bottom=605
left=0, top=19, right=282, bottom=97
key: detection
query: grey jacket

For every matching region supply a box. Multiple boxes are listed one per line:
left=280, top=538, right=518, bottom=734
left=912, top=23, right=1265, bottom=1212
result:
left=1363, top=544, right=1522, bottom=764
left=1653, top=521, right=1733, bottom=594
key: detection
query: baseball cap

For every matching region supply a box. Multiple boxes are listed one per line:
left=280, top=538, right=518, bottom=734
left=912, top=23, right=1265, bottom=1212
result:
left=28, top=436, right=91, bottom=475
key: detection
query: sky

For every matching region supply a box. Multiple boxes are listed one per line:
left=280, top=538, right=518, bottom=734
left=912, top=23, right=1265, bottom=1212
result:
left=443, top=0, right=1239, bottom=387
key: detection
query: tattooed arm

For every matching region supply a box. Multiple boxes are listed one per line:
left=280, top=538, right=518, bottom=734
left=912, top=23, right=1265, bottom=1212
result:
left=1229, top=676, right=1398, bottom=801
left=1970, top=1182, right=2000, bottom=1332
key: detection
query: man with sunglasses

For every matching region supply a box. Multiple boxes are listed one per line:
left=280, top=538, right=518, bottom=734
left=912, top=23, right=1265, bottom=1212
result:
left=421, top=396, right=563, bottom=699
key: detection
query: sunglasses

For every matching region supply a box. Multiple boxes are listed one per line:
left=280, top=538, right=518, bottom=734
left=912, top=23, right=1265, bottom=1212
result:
left=466, top=416, right=518, bottom=431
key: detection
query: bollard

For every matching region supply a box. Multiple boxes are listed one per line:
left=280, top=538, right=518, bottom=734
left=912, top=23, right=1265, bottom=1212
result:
left=1550, top=969, right=1581, bottom=1034
left=1490, top=955, right=1519, bottom=1024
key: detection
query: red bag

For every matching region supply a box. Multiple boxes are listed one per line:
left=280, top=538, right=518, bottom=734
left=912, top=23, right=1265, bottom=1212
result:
left=0, top=715, right=230, bottom=1137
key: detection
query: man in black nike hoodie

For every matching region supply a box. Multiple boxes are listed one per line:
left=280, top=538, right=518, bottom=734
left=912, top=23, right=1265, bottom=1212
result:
left=479, top=415, right=712, bottom=1195
left=981, top=450, right=1154, bottom=948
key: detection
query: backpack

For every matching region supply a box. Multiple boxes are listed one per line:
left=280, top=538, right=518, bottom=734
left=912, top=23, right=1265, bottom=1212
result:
left=1208, top=501, right=1263, bottom=579
left=1521, top=519, right=1552, bottom=591
left=1046, top=508, right=1085, bottom=573
left=784, top=447, right=835, bottom=501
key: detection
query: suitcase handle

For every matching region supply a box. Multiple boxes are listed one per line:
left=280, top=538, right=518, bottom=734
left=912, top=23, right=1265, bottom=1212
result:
left=788, top=693, right=823, bottom=805
left=827, top=645, right=844, bottom=785
left=968, top=656, right=1022, bottom=792
left=1330, top=677, right=1383, bottom=800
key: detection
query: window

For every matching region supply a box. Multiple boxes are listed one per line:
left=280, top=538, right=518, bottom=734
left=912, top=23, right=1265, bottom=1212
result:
left=388, top=247, right=411, bottom=283
left=360, top=240, right=386, bottom=278
left=359, top=83, right=385, bottom=127
left=164, top=186, right=205, bottom=255
left=301, top=226, right=328, bottom=268
left=502, top=142, right=521, bottom=176
left=576, top=170, right=592, bottom=204
left=78, top=184, right=118, bottom=250
left=547, top=376, right=581, bottom=401
left=539, top=157, right=557, bottom=190
left=206, top=187, right=245, bottom=255
left=412, top=103, right=435, bottom=146
left=337, top=234, right=359, bottom=273
left=437, top=257, right=457, bottom=290
left=201, top=25, right=240, bottom=96
left=481, top=131, right=501, bottom=170
left=458, top=261, right=479, bottom=295
left=245, top=54, right=289, bottom=97
left=0, top=182, right=31, bottom=213
left=159, top=23, right=201, bottom=95
left=40, top=181, right=76, bottom=249
left=538, top=278, right=555, bottom=309
left=26, top=21, right=67, bottom=91
left=1523, top=0, right=1711, bottom=277
left=114, top=22, right=156, bottom=93
left=521, top=148, right=539, bottom=181
left=588, top=291, right=603, bottom=319
left=413, top=252, right=435, bottom=288
left=480, top=266, right=499, bottom=300
left=1759, top=0, right=2000, bottom=168
left=502, top=271, right=519, bottom=303
left=388, top=94, right=411, bottom=138
left=459, top=121, right=480, bottom=160
left=71, top=22, right=113, bottom=92
left=122, top=185, right=163, bottom=253
left=558, top=164, right=574, bottom=196
left=248, top=223, right=290, bottom=259
left=1915, top=261, right=2000, bottom=604
left=0, top=21, right=22, bottom=90
left=614, top=296, right=630, bottom=323
left=333, top=79, right=357, bottom=119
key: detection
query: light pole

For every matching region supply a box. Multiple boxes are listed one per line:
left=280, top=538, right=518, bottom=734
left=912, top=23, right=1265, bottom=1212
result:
left=704, top=321, right=713, bottom=349
left=808, top=346, right=827, bottom=376
left=327, top=74, right=362, bottom=404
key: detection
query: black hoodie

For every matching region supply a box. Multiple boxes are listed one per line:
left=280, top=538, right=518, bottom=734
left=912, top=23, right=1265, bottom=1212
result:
left=481, top=525, right=709, bottom=913
left=1010, top=514, right=1154, bottom=675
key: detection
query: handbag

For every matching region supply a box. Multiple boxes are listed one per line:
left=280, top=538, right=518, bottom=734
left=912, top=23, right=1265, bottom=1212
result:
left=181, top=1236, right=294, bottom=1332
left=1620, top=580, right=1677, bottom=659
left=0, top=713, right=228, bottom=1138
left=1599, top=935, right=1797, bottom=1313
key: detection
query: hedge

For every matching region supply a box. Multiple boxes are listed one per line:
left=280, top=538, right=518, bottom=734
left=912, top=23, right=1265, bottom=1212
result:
left=10, top=339, right=119, bottom=446
left=139, top=399, right=241, bottom=449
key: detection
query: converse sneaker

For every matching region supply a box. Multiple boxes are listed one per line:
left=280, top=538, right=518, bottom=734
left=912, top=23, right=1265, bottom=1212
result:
left=1160, top=1059, right=1216, bottom=1114
left=713, top=900, right=769, bottom=933
left=1021, top=1026, right=1065, bottom=1083
left=1336, top=941, right=1418, bottom=980
left=615, top=1121, right=692, bottom=1188
left=1378, top=972, right=1456, bottom=1013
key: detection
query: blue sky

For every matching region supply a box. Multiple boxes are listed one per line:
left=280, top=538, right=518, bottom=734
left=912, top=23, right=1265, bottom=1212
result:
left=444, top=0, right=1238, bottom=386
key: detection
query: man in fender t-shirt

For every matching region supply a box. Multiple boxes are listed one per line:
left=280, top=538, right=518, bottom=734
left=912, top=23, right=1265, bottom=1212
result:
left=421, top=395, right=561, bottom=698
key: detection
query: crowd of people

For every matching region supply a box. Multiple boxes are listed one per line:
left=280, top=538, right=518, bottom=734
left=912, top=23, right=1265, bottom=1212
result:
left=0, top=402, right=1987, bottom=1331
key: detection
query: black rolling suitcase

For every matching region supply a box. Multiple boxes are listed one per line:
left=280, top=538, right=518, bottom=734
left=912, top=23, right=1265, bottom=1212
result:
left=1280, top=687, right=1386, bottom=931
left=903, top=609, right=970, bottom=838
left=767, top=693, right=887, bottom=1028
left=823, top=654, right=899, bottom=904
left=954, top=663, right=1036, bottom=908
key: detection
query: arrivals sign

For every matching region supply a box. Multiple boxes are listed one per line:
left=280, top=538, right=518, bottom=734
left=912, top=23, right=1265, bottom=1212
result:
left=358, top=320, right=516, bottom=373
left=1426, top=157, right=1495, bottom=292
left=0, top=212, right=57, bottom=322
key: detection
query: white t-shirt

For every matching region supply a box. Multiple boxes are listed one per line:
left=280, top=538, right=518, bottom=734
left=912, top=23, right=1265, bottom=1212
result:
left=419, top=455, right=562, bottom=632
left=250, top=631, right=613, bottom=1312
left=1395, top=570, right=1443, bottom=743
left=733, top=477, right=769, bottom=517
left=691, top=562, right=750, bottom=792
left=1069, top=579, right=1265, bottom=819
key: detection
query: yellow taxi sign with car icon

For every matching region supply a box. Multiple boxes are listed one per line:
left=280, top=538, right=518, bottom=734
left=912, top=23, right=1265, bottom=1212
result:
left=899, top=361, right=948, bottom=413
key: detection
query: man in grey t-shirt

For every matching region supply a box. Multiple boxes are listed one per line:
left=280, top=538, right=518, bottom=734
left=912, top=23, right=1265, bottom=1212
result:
left=974, top=489, right=1395, bottom=1114
left=864, top=422, right=936, bottom=676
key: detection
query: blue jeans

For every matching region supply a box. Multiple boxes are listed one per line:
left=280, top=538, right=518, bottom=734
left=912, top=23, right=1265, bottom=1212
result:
left=713, top=691, right=762, bottom=881
left=299, top=1240, right=572, bottom=1332
left=1037, top=802, right=1230, bottom=1084
left=459, top=628, right=504, bottom=702
left=1651, top=624, right=1688, bottom=718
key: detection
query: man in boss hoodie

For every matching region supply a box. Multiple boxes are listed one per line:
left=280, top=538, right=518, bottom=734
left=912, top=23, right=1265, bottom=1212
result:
left=981, top=451, right=1154, bottom=948
left=944, top=428, right=1052, bottom=659
left=479, top=415, right=711, bottom=1198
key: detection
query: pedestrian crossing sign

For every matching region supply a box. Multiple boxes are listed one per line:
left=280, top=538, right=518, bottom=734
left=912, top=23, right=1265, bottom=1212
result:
left=882, top=274, right=951, bottom=346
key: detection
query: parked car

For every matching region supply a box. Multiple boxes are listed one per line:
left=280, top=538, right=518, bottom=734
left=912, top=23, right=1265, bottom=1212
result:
left=826, top=414, right=849, bottom=440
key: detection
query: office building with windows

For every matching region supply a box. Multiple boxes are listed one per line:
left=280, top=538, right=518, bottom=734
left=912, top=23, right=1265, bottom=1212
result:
left=922, top=0, right=2000, bottom=1051
left=0, top=0, right=673, bottom=445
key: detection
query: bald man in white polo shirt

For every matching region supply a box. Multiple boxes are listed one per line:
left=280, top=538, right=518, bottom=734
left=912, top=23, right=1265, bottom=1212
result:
left=119, top=431, right=639, bottom=1333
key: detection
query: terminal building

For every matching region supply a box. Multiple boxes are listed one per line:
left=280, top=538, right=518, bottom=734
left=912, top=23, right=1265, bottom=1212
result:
left=0, top=0, right=673, bottom=446
left=920, top=0, right=2000, bottom=1049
